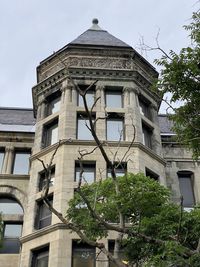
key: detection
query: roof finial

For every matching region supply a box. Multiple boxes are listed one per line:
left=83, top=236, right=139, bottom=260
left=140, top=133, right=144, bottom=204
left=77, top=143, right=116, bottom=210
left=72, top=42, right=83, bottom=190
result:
left=92, top=18, right=99, bottom=25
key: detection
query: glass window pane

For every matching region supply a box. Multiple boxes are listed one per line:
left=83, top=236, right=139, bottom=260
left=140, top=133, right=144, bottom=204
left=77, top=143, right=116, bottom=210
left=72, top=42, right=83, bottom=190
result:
left=13, top=151, right=30, bottom=174
left=106, top=91, right=122, bottom=108
left=107, top=119, right=123, bottom=141
left=48, top=97, right=61, bottom=115
left=179, top=176, right=195, bottom=207
left=77, top=118, right=93, bottom=140
left=79, top=91, right=95, bottom=107
left=0, top=151, right=4, bottom=172
left=44, top=121, right=58, bottom=147
left=0, top=198, right=23, bottom=215
left=39, top=168, right=55, bottom=191
left=76, top=168, right=95, bottom=183
left=142, top=125, right=152, bottom=149
left=33, top=248, right=49, bottom=267
left=38, top=199, right=52, bottom=229
left=4, top=224, right=22, bottom=237
left=0, top=238, right=20, bottom=254
left=73, top=244, right=95, bottom=267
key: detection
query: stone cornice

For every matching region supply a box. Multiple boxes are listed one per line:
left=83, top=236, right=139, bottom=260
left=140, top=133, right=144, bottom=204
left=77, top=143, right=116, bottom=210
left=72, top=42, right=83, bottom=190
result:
left=30, top=139, right=165, bottom=166
left=20, top=223, right=69, bottom=244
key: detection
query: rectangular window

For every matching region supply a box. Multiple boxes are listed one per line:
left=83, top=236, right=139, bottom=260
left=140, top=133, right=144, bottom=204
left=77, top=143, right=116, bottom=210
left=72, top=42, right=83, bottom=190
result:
left=107, top=116, right=124, bottom=141
left=142, top=123, right=152, bottom=149
left=43, top=119, right=58, bottom=147
left=35, top=198, right=52, bottom=229
left=105, top=88, right=123, bottom=108
left=0, top=150, right=5, bottom=173
left=39, top=166, right=55, bottom=191
left=75, top=162, right=96, bottom=183
left=72, top=241, right=95, bottom=267
left=178, top=172, right=195, bottom=208
left=78, top=90, right=95, bottom=108
left=107, top=163, right=127, bottom=178
left=0, top=223, right=22, bottom=254
left=12, top=150, right=31, bottom=174
left=32, top=246, right=49, bottom=267
left=139, top=98, right=151, bottom=120
left=145, top=168, right=159, bottom=181
left=46, top=91, right=61, bottom=116
left=77, top=114, right=95, bottom=140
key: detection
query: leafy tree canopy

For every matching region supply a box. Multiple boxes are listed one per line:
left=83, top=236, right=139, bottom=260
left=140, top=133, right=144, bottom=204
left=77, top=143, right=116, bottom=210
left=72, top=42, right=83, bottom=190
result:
left=154, top=11, right=200, bottom=158
left=67, top=173, right=200, bottom=266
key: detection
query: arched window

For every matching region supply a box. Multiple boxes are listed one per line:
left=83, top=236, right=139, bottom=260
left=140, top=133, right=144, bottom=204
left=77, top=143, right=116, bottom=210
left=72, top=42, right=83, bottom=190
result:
left=0, top=197, right=23, bottom=254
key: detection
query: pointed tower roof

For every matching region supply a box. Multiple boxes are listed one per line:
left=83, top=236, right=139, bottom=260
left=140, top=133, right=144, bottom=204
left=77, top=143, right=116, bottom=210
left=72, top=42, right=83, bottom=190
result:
left=69, top=18, right=131, bottom=48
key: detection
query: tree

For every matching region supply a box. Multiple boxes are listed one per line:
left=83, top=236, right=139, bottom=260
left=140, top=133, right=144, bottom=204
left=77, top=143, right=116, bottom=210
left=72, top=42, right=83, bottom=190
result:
left=154, top=11, right=200, bottom=159
left=68, top=173, right=200, bottom=267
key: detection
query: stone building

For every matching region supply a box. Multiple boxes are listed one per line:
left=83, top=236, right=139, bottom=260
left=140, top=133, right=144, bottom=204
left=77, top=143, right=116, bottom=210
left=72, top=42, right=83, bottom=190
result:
left=0, top=19, right=199, bottom=267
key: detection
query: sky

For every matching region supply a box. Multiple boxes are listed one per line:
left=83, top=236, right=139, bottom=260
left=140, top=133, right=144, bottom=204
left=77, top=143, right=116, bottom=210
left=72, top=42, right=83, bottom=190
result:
left=0, top=0, right=198, bottom=112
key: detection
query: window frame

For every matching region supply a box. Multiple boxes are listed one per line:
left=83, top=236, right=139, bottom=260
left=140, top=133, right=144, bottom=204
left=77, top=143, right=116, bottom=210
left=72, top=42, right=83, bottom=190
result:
left=12, top=150, right=31, bottom=175
left=42, top=118, right=59, bottom=148
left=178, top=171, right=195, bottom=208
left=0, top=197, right=23, bottom=254
left=35, top=197, right=53, bottom=230
left=106, top=114, right=124, bottom=141
left=142, top=122, right=153, bottom=149
left=0, top=149, right=5, bottom=173
left=139, top=97, right=151, bottom=120
left=38, top=166, right=55, bottom=191
left=75, top=162, right=96, bottom=183
left=72, top=240, right=96, bottom=267
left=105, top=87, right=123, bottom=108
left=107, top=162, right=127, bottom=178
left=77, top=113, right=95, bottom=140
left=145, top=168, right=159, bottom=181
left=31, top=245, right=49, bottom=267
left=45, top=90, right=61, bottom=117
left=78, top=85, right=95, bottom=108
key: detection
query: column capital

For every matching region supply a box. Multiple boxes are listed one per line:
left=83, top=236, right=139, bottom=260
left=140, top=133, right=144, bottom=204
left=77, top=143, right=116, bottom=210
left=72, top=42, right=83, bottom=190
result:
left=96, top=85, right=104, bottom=91
left=5, top=146, right=14, bottom=153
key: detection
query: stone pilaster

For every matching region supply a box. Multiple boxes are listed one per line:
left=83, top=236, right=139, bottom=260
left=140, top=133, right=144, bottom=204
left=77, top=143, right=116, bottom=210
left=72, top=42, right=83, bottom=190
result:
left=4, top=146, right=14, bottom=174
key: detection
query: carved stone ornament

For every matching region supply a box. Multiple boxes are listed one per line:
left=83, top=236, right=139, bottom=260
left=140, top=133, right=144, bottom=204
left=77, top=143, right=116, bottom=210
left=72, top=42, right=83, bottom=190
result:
left=40, top=56, right=132, bottom=80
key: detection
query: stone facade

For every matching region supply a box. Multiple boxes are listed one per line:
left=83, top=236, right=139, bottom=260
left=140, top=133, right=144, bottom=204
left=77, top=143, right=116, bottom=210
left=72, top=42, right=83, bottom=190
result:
left=0, top=20, right=199, bottom=267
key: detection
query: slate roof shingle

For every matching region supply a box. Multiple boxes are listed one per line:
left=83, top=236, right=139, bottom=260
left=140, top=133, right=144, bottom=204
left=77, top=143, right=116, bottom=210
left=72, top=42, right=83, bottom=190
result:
left=0, top=107, right=35, bottom=132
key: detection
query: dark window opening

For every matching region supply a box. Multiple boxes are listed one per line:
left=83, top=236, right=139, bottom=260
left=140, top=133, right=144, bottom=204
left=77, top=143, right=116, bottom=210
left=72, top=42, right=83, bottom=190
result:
left=142, top=123, right=152, bottom=149
left=178, top=171, right=195, bottom=208
left=46, top=90, right=61, bottom=116
left=35, top=197, right=53, bottom=229
left=32, top=245, right=49, bottom=267
left=139, top=97, right=151, bottom=120
left=145, top=168, right=159, bottom=181
left=42, top=119, right=58, bottom=147
left=39, top=166, right=55, bottom=191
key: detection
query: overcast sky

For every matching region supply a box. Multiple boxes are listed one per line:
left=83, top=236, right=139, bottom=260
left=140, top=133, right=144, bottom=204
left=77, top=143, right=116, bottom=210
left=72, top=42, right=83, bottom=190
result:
left=0, top=0, right=198, bottom=111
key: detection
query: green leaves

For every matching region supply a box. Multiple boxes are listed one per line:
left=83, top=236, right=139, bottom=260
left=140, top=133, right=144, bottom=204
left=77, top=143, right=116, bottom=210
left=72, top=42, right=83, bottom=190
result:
left=67, top=173, right=200, bottom=266
left=154, top=11, right=200, bottom=158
